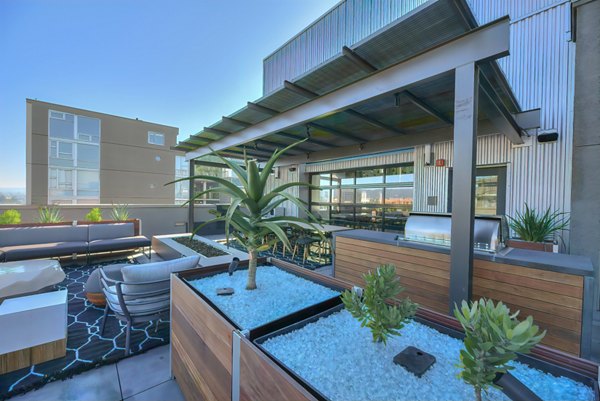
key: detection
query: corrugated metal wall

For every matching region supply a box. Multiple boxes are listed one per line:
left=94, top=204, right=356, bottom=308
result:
left=265, top=166, right=300, bottom=216
left=263, top=0, right=429, bottom=95
left=305, top=149, right=414, bottom=173
left=269, top=0, right=575, bottom=246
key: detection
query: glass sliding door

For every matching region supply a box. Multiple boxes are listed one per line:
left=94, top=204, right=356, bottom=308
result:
left=309, top=163, right=414, bottom=233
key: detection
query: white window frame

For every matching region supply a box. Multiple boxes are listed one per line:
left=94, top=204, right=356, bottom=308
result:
left=48, top=110, right=102, bottom=204
left=148, top=131, right=165, bottom=146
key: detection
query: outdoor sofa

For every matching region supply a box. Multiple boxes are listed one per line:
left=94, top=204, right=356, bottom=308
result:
left=0, top=221, right=150, bottom=262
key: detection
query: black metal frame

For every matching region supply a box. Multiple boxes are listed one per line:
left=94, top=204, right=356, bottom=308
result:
left=308, top=164, right=415, bottom=233
left=99, top=267, right=169, bottom=355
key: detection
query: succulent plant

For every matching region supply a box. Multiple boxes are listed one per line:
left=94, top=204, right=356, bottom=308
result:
left=38, top=206, right=62, bottom=223
left=0, top=209, right=22, bottom=224
left=170, top=140, right=320, bottom=290
left=341, top=264, right=418, bottom=345
left=85, top=207, right=103, bottom=222
left=111, top=203, right=130, bottom=221
left=454, top=299, right=546, bottom=401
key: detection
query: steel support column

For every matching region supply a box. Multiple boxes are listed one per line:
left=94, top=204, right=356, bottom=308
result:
left=187, top=160, right=195, bottom=233
left=449, top=62, right=479, bottom=313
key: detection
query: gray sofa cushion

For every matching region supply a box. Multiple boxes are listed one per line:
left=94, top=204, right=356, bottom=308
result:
left=88, top=223, right=135, bottom=242
left=88, top=236, right=150, bottom=253
left=0, top=241, right=89, bottom=262
left=0, top=225, right=89, bottom=247
left=121, top=255, right=200, bottom=294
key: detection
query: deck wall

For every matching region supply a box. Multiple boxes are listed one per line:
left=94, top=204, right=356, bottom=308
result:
left=334, top=235, right=585, bottom=355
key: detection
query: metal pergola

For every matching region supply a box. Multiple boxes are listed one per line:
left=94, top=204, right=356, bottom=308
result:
left=177, top=0, right=541, bottom=312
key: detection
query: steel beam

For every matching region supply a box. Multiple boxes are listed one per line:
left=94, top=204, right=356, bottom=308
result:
left=284, top=80, right=318, bottom=99
left=246, top=102, right=278, bottom=116
left=186, top=17, right=510, bottom=160
left=479, top=73, right=523, bottom=144
left=449, top=62, right=478, bottom=312
left=307, top=122, right=364, bottom=143
left=205, top=126, right=306, bottom=154
left=342, top=46, right=377, bottom=73
left=344, top=109, right=406, bottom=135
left=402, top=90, right=453, bottom=125
left=222, top=116, right=252, bottom=128
left=275, top=131, right=333, bottom=148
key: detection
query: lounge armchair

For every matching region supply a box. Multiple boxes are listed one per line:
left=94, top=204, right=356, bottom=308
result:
left=99, top=255, right=200, bottom=355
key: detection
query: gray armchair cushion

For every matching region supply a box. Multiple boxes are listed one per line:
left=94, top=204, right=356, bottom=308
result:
left=84, top=263, right=128, bottom=294
left=0, top=241, right=88, bottom=262
left=0, top=225, right=89, bottom=247
left=88, top=223, right=135, bottom=242
left=88, top=236, right=150, bottom=253
left=121, top=255, right=200, bottom=294
left=104, top=287, right=170, bottom=317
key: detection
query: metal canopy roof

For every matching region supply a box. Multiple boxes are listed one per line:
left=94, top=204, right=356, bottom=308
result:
left=176, top=0, right=524, bottom=161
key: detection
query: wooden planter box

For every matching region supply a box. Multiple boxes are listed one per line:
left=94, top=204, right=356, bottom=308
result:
left=170, top=258, right=348, bottom=401
left=247, top=304, right=600, bottom=401
left=506, top=239, right=554, bottom=252
left=0, top=219, right=142, bottom=236
left=152, top=233, right=248, bottom=267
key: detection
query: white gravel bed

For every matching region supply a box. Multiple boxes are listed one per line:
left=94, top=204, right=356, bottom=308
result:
left=262, top=309, right=594, bottom=401
left=189, top=265, right=340, bottom=329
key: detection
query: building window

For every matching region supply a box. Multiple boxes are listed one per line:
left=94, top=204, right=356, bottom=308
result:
left=148, top=131, right=165, bottom=146
left=174, top=155, right=189, bottom=205
left=309, top=164, right=414, bottom=233
left=48, top=110, right=101, bottom=204
left=447, top=166, right=507, bottom=215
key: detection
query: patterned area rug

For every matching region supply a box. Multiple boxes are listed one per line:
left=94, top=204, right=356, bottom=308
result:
left=0, top=259, right=170, bottom=400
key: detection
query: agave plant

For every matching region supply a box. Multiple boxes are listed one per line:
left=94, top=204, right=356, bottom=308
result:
left=38, top=205, right=63, bottom=223
left=454, top=299, right=546, bottom=401
left=507, top=203, right=569, bottom=243
left=172, top=140, right=320, bottom=290
left=111, top=203, right=130, bottom=221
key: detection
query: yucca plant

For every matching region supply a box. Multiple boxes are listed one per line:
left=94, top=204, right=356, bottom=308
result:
left=454, top=299, right=546, bottom=401
left=171, top=140, right=321, bottom=290
left=38, top=206, right=63, bottom=223
left=341, top=264, right=417, bottom=344
left=111, top=203, right=130, bottom=221
left=507, top=203, right=569, bottom=243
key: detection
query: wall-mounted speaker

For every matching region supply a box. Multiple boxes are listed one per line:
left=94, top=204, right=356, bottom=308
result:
left=537, top=130, right=559, bottom=143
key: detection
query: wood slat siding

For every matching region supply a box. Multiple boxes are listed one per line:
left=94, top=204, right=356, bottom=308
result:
left=472, top=259, right=584, bottom=355
left=334, top=236, right=585, bottom=355
left=239, top=336, right=318, bottom=401
left=334, top=237, right=450, bottom=313
left=171, top=276, right=235, bottom=401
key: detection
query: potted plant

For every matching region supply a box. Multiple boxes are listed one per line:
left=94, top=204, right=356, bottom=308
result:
left=0, top=209, right=21, bottom=225
left=506, top=203, right=569, bottom=252
left=85, top=207, right=103, bottom=222
left=454, top=299, right=546, bottom=401
left=110, top=203, right=129, bottom=221
left=38, top=205, right=63, bottom=223
left=177, top=140, right=321, bottom=290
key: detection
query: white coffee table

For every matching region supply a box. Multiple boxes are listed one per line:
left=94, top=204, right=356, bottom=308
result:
left=0, top=289, right=68, bottom=374
left=0, top=259, right=65, bottom=300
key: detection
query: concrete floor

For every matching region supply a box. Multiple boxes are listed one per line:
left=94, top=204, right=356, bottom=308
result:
left=10, top=346, right=183, bottom=401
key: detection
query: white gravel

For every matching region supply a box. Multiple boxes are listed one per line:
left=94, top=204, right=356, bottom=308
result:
left=189, top=265, right=340, bottom=329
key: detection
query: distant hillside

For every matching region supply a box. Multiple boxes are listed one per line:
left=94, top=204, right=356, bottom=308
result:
left=0, top=188, right=26, bottom=205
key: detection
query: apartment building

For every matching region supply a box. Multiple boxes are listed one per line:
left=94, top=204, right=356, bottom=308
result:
left=26, top=99, right=183, bottom=205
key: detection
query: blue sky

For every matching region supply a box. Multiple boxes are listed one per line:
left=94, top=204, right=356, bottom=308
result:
left=0, top=0, right=339, bottom=188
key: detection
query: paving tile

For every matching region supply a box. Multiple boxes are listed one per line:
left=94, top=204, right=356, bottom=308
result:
left=124, top=379, right=184, bottom=401
left=10, top=364, right=121, bottom=401
left=117, top=345, right=171, bottom=398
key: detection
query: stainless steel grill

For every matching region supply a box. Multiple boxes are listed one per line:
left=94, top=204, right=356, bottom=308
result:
left=403, top=212, right=504, bottom=253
